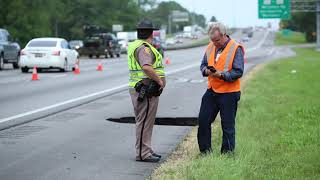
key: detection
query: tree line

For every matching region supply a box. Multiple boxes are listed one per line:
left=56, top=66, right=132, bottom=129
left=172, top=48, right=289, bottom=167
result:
left=0, top=0, right=207, bottom=46
left=280, top=12, right=316, bottom=42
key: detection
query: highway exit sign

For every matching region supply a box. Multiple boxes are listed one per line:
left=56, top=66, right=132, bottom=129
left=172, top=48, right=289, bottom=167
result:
left=258, top=0, right=291, bottom=19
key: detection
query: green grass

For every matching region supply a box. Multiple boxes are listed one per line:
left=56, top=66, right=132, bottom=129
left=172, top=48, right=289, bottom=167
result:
left=166, top=34, right=175, bottom=39
left=166, top=37, right=209, bottom=50
left=275, top=31, right=306, bottom=45
left=190, top=38, right=210, bottom=47
left=150, top=48, right=320, bottom=180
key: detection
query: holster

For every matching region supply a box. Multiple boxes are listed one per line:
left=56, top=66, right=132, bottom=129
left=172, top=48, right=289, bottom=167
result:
left=134, top=80, right=162, bottom=101
left=146, top=80, right=162, bottom=97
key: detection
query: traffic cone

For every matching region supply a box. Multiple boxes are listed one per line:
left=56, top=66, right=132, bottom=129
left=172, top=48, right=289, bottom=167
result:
left=97, top=62, right=103, bottom=71
left=165, top=57, right=171, bottom=65
left=74, top=64, right=80, bottom=74
left=31, top=66, right=39, bottom=81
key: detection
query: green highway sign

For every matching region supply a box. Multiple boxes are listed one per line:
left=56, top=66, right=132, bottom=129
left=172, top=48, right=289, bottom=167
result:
left=258, top=0, right=291, bottom=19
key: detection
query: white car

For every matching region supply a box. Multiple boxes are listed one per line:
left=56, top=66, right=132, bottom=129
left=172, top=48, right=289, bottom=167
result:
left=118, top=39, right=128, bottom=54
left=20, top=38, right=79, bottom=73
left=241, top=36, right=250, bottom=43
left=165, top=38, right=176, bottom=46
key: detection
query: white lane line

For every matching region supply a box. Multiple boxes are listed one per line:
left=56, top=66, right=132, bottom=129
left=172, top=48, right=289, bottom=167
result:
left=0, top=64, right=198, bottom=124
left=246, top=31, right=270, bottom=53
left=166, top=63, right=199, bottom=75
left=267, top=48, right=275, bottom=56
left=0, top=84, right=128, bottom=124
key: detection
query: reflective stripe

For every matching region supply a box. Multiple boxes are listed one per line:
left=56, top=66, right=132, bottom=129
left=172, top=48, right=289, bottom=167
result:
left=223, top=43, right=237, bottom=72
left=206, top=43, right=214, bottom=62
left=129, top=67, right=164, bottom=72
left=129, top=53, right=138, bottom=70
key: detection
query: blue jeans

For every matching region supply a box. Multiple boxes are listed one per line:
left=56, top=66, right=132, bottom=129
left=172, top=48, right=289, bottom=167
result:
left=197, top=89, right=240, bottom=154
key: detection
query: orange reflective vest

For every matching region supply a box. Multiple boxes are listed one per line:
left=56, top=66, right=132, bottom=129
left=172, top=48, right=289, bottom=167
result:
left=206, top=39, right=244, bottom=93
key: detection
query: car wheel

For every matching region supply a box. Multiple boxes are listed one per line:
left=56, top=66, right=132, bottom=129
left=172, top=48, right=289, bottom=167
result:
left=21, top=67, right=29, bottom=73
left=89, top=54, right=93, bottom=58
left=116, top=53, right=120, bottom=58
left=13, top=62, right=19, bottom=69
left=0, top=54, right=4, bottom=70
left=110, top=53, right=114, bottom=58
left=96, top=54, right=100, bottom=58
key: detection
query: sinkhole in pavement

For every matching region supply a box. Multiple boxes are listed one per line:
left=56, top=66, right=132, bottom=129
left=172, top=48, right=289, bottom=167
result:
left=106, top=117, right=198, bottom=126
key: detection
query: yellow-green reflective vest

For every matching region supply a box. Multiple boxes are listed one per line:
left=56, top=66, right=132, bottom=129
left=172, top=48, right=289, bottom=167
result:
left=127, top=39, right=165, bottom=87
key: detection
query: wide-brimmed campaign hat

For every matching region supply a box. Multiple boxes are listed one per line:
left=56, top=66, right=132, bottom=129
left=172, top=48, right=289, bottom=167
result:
left=136, top=19, right=159, bottom=30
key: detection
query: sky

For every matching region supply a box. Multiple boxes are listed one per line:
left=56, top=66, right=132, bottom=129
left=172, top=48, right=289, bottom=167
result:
left=160, top=0, right=280, bottom=29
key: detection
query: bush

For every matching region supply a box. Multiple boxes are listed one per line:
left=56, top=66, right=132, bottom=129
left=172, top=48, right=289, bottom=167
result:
left=305, top=31, right=316, bottom=42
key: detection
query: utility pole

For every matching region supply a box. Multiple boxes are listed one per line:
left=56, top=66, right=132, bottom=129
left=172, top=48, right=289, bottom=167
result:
left=317, top=0, right=320, bottom=50
left=55, top=20, right=58, bottom=37
left=168, top=14, right=172, bottom=34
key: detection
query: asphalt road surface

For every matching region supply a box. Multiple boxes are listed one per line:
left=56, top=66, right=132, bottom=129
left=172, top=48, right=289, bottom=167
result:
left=0, top=30, right=296, bottom=180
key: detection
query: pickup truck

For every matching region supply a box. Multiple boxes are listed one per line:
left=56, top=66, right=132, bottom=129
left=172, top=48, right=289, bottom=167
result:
left=79, top=33, right=121, bottom=58
left=0, top=28, right=20, bottom=70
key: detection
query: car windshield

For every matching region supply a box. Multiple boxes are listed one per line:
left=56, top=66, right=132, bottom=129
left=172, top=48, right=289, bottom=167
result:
left=69, top=41, right=79, bottom=45
left=0, top=30, right=8, bottom=41
left=28, top=40, right=57, bottom=47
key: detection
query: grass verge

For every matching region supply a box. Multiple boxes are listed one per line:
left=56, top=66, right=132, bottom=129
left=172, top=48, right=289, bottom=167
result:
left=166, top=38, right=209, bottom=51
left=275, top=31, right=306, bottom=46
left=190, top=38, right=210, bottom=47
left=149, top=48, right=320, bottom=179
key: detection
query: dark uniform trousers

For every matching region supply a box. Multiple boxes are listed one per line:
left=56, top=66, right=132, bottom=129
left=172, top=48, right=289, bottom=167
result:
left=129, top=88, right=159, bottom=160
left=197, top=88, right=240, bottom=154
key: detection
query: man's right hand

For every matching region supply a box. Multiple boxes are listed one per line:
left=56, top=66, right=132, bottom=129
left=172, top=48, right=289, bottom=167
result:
left=141, top=65, right=165, bottom=89
left=158, top=79, right=165, bottom=90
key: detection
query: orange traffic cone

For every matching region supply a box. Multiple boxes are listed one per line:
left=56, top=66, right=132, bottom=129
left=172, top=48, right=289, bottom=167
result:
left=97, top=62, right=103, bottom=71
left=31, top=66, right=39, bottom=81
left=74, top=64, right=80, bottom=74
left=165, top=57, right=171, bottom=65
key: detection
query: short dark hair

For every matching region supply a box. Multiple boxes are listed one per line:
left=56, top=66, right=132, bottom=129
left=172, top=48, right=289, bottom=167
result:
left=137, top=29, right=153, bottom=39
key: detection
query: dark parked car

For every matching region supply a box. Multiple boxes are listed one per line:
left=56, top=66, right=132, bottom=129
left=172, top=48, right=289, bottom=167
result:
left=79, top=33, right=121, bottom=58
left=0, top=28, right=20, bottom=70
